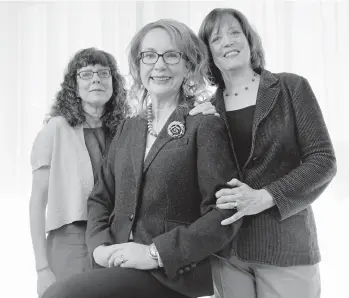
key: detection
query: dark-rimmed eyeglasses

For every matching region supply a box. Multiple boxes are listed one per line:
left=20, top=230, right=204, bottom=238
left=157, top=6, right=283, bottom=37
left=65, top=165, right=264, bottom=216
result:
left=140, top=51, right=184, bottom=65
left=77, top=69, right=111, bottom=80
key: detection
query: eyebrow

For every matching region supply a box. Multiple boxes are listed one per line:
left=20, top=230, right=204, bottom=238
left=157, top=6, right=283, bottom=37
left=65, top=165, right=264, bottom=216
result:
left=211, top=25, right=241, bottom=37
left=141, top=47, right=178, bottom=52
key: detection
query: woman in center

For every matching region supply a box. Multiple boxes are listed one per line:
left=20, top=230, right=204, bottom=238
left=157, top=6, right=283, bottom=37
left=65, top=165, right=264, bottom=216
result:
left=42, top=19, right=241, bottom=298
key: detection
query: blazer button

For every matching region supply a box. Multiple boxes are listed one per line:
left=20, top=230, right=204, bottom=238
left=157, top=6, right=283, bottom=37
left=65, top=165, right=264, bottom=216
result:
left=178, top=269, right=184, bottom=274
left=184, top=266, right=191, bottom=272
left=190, top=263, right=196, bottom=268
left=128, top=213, right=134, bottom=221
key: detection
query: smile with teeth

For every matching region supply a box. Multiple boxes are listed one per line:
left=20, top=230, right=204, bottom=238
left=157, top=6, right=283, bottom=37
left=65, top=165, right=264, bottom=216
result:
left=151, top=76, right=171, bottom=81
left=224, top=50, right=239, bottom=57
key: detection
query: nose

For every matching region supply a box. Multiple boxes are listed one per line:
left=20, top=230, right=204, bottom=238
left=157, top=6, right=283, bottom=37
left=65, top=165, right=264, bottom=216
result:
left=223, top=34, right=235, bottom=47
left=154, top=55, right=166, bottom=70
left=92, top=72, right=101, bottom=83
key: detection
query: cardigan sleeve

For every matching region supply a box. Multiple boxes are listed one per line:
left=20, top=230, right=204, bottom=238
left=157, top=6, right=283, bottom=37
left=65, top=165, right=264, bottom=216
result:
left=30, top=119, right=56, bottom=171
left=264, top=76, right=337, bottom=220
left=86, top=120, right=126, bottom=265
left=152, top=115, right=242, bottom=280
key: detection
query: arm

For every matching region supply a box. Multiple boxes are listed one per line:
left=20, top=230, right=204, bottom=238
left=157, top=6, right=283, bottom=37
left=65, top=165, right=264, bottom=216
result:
left=29, top=167, right=50, bottom=272
left=264, top=76, right=337, bottom=220
left=86, top=121, right=125, bottom=265
left=153, top=116, right=242, bottom=279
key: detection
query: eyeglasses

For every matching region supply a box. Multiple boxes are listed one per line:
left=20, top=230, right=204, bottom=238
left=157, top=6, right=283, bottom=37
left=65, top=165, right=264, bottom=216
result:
left=77, top=69, right=111, bottom=80
left=140, top=51, right=184, bottom=65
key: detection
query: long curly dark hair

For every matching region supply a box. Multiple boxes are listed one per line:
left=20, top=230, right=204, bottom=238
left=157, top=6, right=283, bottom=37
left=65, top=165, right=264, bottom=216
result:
left=50, top=47, right=129, bottom=135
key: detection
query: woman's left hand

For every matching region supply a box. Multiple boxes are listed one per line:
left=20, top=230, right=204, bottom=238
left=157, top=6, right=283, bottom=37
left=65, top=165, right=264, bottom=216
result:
left=189, top=100, right=220, bottom=116
left=107, top=242, right=158, bottom=270
left=216, top=178, right=275, bottom=225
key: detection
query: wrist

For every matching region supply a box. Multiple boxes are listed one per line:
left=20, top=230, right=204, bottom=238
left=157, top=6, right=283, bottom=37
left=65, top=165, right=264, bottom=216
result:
left=148, top=243, right=163, bottom=267
left=36, top=265, right=50, bottom=273
left=260, top=189, right=275, bottom=208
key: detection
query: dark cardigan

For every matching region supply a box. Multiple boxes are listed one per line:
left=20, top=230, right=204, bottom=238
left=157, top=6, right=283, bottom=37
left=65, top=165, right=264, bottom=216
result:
left=214, top=68, right=337, bottom=266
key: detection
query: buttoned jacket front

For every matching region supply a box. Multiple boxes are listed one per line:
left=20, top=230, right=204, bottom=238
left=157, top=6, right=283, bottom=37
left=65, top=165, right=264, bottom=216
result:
left=86, top=106, right=242, bottom=297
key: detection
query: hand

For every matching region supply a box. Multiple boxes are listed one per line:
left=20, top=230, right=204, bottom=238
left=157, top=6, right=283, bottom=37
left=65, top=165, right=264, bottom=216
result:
left=216, top=178, right=275, bottom=225
left=107, top=242, right=158, bottom=270
left=189, top=100, right=219, bottom=117
left=37, top=267, right=56, bottom=296
left=93, top=244, right=121, bottom=267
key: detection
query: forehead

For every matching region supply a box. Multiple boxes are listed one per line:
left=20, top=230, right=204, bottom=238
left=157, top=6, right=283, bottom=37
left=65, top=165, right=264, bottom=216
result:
left=141, top=28, right=179, bottom=52
left=78, top=64, right=109, bottom=71
left=212, top=15, right=242, bottom=35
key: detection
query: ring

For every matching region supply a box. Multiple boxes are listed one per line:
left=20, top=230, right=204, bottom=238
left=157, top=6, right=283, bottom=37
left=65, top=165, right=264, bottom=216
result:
left=231, top=201, right=238, bottom=209
left=119, top=255, right=125, bottom=264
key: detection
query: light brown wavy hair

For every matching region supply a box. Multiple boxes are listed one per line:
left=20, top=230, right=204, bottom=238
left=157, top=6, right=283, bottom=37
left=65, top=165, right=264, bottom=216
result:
left=127, top=19, right=210, bottom=115
left=198, top=8, right=265, bottom=88
left=49, top=47, right=129, bottom=135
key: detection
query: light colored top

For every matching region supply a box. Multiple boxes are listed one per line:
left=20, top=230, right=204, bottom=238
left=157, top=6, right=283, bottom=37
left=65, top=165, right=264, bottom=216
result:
left=30, top=116, right=94, bottom=232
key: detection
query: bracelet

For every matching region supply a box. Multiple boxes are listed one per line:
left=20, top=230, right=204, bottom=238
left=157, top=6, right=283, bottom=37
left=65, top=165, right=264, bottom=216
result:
left=36, top=265, right=49, bottom=273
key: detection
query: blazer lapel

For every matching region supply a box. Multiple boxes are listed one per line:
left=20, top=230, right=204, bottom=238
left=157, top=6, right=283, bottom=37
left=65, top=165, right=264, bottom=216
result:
left=242, top=69, right=280, bottom=170
left=131, top=117, right=147, bottom=185
left=143, top=106, right=188, bottom=173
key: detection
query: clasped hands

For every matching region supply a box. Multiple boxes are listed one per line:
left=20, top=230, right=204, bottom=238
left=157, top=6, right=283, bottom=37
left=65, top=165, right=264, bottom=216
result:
left=216, top=178, right=275, bottom=225
left=93, top=242, right=158, bottom=270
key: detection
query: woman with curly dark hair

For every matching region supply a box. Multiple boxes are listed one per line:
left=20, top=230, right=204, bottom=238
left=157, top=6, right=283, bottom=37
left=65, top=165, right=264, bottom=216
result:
left=29, top=48, right=129, bottom=297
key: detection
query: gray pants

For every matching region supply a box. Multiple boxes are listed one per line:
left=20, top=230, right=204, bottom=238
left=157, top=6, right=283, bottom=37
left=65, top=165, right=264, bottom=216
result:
left=211, top=254, right=321, bottom=298
left=47, top=221, right=90, bottom=281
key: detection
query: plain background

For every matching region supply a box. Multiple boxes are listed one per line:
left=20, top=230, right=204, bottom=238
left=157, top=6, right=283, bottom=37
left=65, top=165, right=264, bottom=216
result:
left=0, top=0, right=348, bottom=297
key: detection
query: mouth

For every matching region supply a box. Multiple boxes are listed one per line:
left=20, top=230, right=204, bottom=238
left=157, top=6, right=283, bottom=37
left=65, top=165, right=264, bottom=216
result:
left=150, top=76, right=172, bottom=84
left=224, top=50, right=239, bottom=58
left=89, top=89, right=105, bottom=92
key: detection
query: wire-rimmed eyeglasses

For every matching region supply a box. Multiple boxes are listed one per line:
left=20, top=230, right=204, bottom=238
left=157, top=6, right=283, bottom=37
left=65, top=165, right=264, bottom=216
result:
left=77, top=69, right=111, bottom=80
left=139, top=51, right=184, bottom=65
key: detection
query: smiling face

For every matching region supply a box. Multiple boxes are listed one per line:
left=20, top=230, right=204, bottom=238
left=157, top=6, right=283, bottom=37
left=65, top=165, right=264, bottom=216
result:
left=139, top=28, right=189, bottom=99
left=77, top=64, right=113, bottom=109
left=209, top=15, right=251, bottom=73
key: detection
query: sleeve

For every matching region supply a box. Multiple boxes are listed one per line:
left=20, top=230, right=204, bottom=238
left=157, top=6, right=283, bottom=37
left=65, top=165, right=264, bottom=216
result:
left=30, top=120, right=56, bottom=171
left=153, top=115, right=242, bottom=280
left=85, top=120, right=125, bottom=264
left=264, top=76, right=337, bottom=220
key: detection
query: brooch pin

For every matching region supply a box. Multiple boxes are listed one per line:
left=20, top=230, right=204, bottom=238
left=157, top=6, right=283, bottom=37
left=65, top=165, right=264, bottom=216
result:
left=167, top=121, right=185, bottom=139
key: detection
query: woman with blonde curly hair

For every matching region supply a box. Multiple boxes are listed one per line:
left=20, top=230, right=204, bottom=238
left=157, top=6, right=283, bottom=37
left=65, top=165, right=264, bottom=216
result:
left=42, top=19, right=241, bottom=298
left=29, top=47, right=129, bottom=297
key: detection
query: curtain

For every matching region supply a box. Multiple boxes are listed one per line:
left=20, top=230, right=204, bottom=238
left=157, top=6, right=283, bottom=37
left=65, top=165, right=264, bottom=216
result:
left=0, top=1, right=348, bottom=297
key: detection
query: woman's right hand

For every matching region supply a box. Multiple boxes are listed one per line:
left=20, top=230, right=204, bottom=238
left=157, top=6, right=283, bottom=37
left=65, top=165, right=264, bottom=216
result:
left=37, top=267, right=56, bottom=297
left=93, top=245, right=120, bottom=267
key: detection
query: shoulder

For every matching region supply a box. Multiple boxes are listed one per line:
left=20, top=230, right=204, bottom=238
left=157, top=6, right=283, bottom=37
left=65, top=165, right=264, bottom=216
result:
left=266, top=69, right=307, bottom=88
left=186, top=114, right=225, bottom=132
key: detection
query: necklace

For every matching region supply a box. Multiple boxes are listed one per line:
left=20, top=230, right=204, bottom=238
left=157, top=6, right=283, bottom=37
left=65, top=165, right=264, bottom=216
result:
left=147, top=103, right=158, bottom=137
left=224, top=72, right=258, bottom=97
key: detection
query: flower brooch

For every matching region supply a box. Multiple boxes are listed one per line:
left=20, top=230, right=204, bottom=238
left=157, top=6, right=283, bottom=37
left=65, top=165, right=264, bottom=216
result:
left=167, top=121, right=185, bottom=139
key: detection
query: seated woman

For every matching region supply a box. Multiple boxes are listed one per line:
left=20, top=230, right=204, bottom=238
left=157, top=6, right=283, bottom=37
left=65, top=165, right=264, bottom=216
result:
left=42, top=19, right=242, bottom=298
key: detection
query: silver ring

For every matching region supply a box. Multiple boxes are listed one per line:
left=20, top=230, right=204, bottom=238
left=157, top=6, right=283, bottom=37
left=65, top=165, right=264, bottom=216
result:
left=119, top=255, right=125, bottom=264
left=231, top=201, right=238, bottom=209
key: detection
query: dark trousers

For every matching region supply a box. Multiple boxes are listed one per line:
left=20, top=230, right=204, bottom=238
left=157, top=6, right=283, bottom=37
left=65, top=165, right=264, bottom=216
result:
left=42, top=266, right=190, bottom=298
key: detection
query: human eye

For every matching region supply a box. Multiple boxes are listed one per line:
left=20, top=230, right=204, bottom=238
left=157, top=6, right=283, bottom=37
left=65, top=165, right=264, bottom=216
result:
left=230, top=30, right=241, bottom=37
left=98, top=69, right=110, bottom=78
left=211, top=36, right=221, bottom=43
left=79, top=71, right=93, bottom=79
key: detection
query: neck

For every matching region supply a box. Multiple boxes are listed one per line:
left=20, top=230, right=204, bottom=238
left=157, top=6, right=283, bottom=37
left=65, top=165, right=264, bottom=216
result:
left=221, top=66, right=255, bottom=92
left=150, top=93, right=179, bottom=124
left=83, top=103, right=103, bottom=128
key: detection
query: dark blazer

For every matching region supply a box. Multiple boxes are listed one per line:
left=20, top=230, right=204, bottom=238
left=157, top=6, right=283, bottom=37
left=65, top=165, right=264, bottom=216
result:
left=86, top=107, right=242, bottom=297
left=214, top=69, right=337, bottom=266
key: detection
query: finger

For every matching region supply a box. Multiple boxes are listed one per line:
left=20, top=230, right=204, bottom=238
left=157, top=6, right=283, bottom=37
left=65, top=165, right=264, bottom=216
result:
left=216, top=188, right=238, bottom=198
left=202, top=108, right=217, bottom=115
left=217, top=202, right=239, bottom=210
left=108, top=253, right=118, bottom=267
left=221, top=212, right=243, bottom=225
left=189, top=102, right=210, bottom=115
left=113, top=256, right=126, bottom=267
left=216, top=193, right=240, bottom=204
left=227, top=178, right=244, bottom=187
